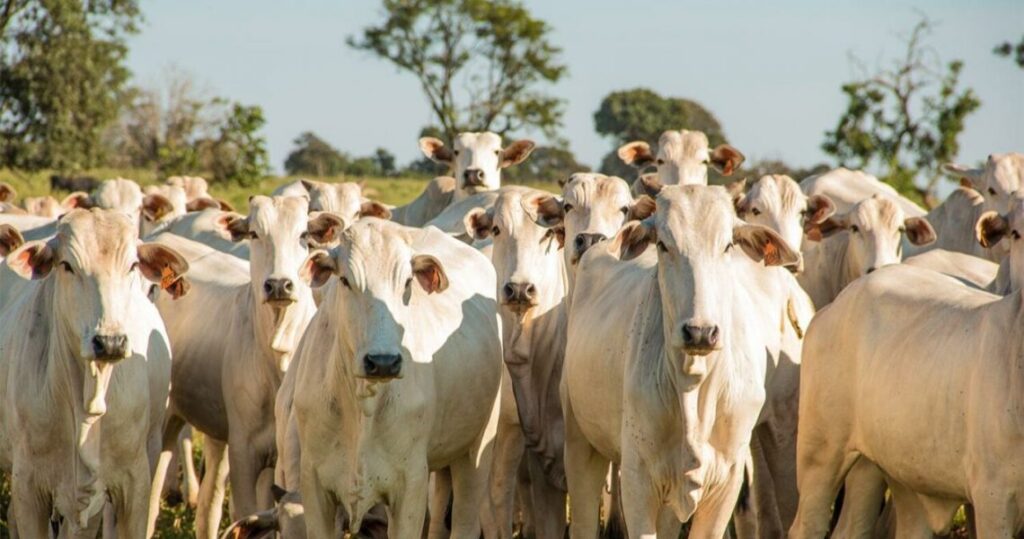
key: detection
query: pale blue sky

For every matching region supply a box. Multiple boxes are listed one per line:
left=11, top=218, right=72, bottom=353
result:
left=127, top=1, right=1023, bottom=174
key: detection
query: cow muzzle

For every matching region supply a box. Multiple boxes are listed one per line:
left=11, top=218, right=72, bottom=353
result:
left=263, top=278, right=296, bottom=305
left=463, top=168, right=485, bottom=188
left=91, top=334, right=129, bottom=362
left=680, top=323, right=720, bottom=356
left=363, top=353, right=402, bottom=380
left=502, top=282, right=537, bottom=313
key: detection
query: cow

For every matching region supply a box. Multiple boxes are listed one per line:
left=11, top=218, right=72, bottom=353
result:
left=563, top=185, right=806, bottom=538
left=141, top=184, right=189, bottom=238
left=903, top=186, right=1007, bottom=263
left=944, top=152, right=1024, bottom=215
left=273, top=178, right=391, bottom=224
left=294, top=219, right=503, bottom=539
left=800, top=167, right=926, bottom=217
left=798, top=194, right=936, bottom=308
left=0, top=209, right=188, bottom=537
left=463, top=186, right=569, bottom=539
left=146, top=196, right=338, bottom=538
left=974, top=192, right=1024, bottom=296
left=617, top=130, right=745, bottom=191
left=731, top=174, right=836, bottom=273
left=790, top=262, right=1024, bottom=538
left=21, top=196, right=65, bottom=218
left=417, top=132, right=535, bottom=201
left=165, top=175, right=212, bottom=201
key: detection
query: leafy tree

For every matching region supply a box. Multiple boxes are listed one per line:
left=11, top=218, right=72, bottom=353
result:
left=593, top=88, right=726, bottom=178
left=284, top=132, right=348, bottom=176
left=502, top=146, right=590, bottom=184
left=349, top=0, right=567, bottom=143
left=374, top=148, right=397, bottom=176
left=822, top=18, right=980, bottom=208
left=0, top=0, right=141, bottom=171
left=993, top=36, right=1024, bottom=68
left=208, top=104, right=270, bottom=186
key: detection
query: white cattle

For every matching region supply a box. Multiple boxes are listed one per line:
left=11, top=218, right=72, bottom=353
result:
left=272, top=178, right=391, bottom=224
left=417, top=132, right=535, bottom=202
left=294, top=219, right=502, bottom=539
left=21, top=195, right=65, bottom=218
left=165, top=175, right=212, bottom=201
left=903, top=249, right=998, bottom=290
left=944, top=152, right=1024, bottom=214
left=148, top=208, right=251, bottom=259
left=18, top=178, right=147, bottom=241
left=790, top=263, right=1024, bottom=538
left=975, top=193, right=1024, bottom=295
left=799, top=195, right=935, bottom=307
left=617, top=129, right=745, bottom=189
left=146, top=196, right=337, bottom=538
left=563, top=185, right=806, bottom=538
left=0, top=209, right=188, bottom=537
left=800, top=167, right=926, bottom=217
left=141, top=184, right=188, bottom=238
left=903, top=186, right=1007, bottom=262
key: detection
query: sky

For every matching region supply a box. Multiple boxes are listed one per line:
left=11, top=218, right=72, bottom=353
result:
left=127, top=0, right=1024, bottom=175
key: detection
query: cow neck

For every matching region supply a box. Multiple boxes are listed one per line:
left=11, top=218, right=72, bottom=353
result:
left=250, top=280, right=316, bottom=375
left=505, top=257, right=568, bottom=365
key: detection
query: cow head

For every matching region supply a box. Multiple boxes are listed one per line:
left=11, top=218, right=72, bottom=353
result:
left=945, top=153, right=1024, bottom=215
left=6, top=209, right=188, bottom=416
left=618, top=130, right=744, bottom=187
left=731, top=175, right=835, bottom=273
left=976, top=193, right=1024, bottom=292
left=299, top=179, right=391, bottom=228
left=165, top=175, right=211, bottom=201
left=559, top=173, right=654, bottom=273
left=419, top=132, right=535, bottom=200
left=22, top=196, right=64, bottom=219
left=464, top=188, right=564, bottom=316
left=300, top=219, right=448, bottom=382
left=91, top=178, right=145, bottom=231
left=141, top=185, right=188, bottom=237
left=806, top=195, right=935, bottom=277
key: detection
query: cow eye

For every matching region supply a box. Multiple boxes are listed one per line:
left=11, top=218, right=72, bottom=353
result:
left=405, top=277, right=413, bottom=290
left=491, top=226, right=501, bottom=237
left=60, top=261, right=74, bottom=274
left=751, top=208, right=762, bottom=216
left=988, top=187, right=997, bottom=195
left=656, top=159, right=665, bottom=166
left=619, top=206, right=629, bottom=216
left=850, top=225, right=860, bottom=233
left=725, top=242, right=734, bottom=253
left=340, top=276, right=351, bottom=289
left=453, top=150, right=460, bottom=156
left=563, top=203, right=573, bottom=212
left=656, top=241, right=668, bottom=253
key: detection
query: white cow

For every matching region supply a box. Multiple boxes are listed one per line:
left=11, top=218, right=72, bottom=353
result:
left=563, top=185, right=805, bottom=538
left=975, top=192, right=1024, bottom=295
left=798, top=194, right=936, bottom=308
left=294, top=219, right=502, bottom=539
left=944, top=152, right=1024, bottom=215
left=416, top=132, right=535, bottom=202
left=272, top=178, right=391, bottom=224
left=0, top=209, right=188, bottom=537
left=800, top=167, right=926, bottom=217
left=21, top=195, right=65, bottom=218
left=790, top=262, right=1024, bottom=538
left=903, top=185, right=1007, bottom=262
left=146, top=196, right=336, bottom=538
left=617, top=129, right=745, bottom=189
left=165, top=175, right=212, bottom=201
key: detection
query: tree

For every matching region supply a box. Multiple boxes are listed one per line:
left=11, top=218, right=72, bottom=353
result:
left=349, top=0, right=567, bottom=143
left=0, top=0, right=140, bottom=171
left=208, top=104, right=270, bottom=186
left=374, top=148, right=397, bottom=176
left=284, top=132, right=348, bottom=176
left=822, top=18, right=980, bottom=208
left=593, top=88, right=727, bottom=178
left=994, top=36, right=1024, bottom=68
left=502, top=146, right=590, bottom=184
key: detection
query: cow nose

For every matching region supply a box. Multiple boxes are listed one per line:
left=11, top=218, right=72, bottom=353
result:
left=363, top=354, right=402, bottom=379
left=92, top=334, right=129, bottom=361
left=502, top=282, right=537, bottom=306
left=263, top=278, right=296, bottom=303
left=463, top=169, right=485, bottom=187
left=866, top=267, right=877, bottom=274
left=573, top=233, right=607, bottom=257
left=681, top=324, right=720, bottom=353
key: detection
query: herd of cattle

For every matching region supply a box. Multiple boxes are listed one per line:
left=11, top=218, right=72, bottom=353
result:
left=0, top=129, right=1021, bottom=538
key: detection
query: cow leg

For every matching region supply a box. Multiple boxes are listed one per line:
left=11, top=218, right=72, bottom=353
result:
left=114, top=456, right=151, bottom=538
left=427, top=469, right=453, bottom=539
left=489, top=414, right=524, bottom=539
left=146, top=412, right=186, bottom=537
left=180, top=427, right=200, bottom=507
left=655, top=506, right=681, bottom=539
left=618, top=466, right=659, bottom=539
left=604, top=464, right=626, bottom=539
left=564, top=397, right=608, bottom=539
left=227, top=434, right=263, bottom=519
left=688, top=463, right=747, bottom=539
left=969, top=482, right=1017, bottom=539
left=789, top=442, right=857, bottom=539
left=391, top=467, right=430, bottom=539
left=11, top=480, right=50, bottom=539
left=299, top=464, right=337, bottom=539
left=732, top=455, right=759, bottom=539
left=751, top=423, right=786, bottom=537
left=525, top=451, right=567, bottom=539
left=451, top=454, right=492, bottom=539
left=884, top=482, right=933, bottom=539
left=194, top=436, right=230, bottom=539
left=832, top=458, right=887, bottom=539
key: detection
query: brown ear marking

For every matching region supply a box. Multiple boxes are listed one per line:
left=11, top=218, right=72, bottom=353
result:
left=0, top=183, right=16, bottom=203
left=0, top=225, right=25, bottom=257
left=975, top=211, right=1008, bottom=249
left=301, top=250, right=337, bottom=289
left=534, top=195, right=564, bottom=227
left=804, top=194, right=836, bottom=226
left=618, top=220, right=655, bottom=261
left=185, top=197, right=221, bottom=212
left=9, top=241, right=56, bottom=279
left=500, top=140, right=536, bottom=168
left=307, top=212, right=346, bottom=244
left=903, top=217, right=937, bottom=246
left=419, top=137, right=453, bottom=164
left=628, top=195, right=656, bottom=221
left=709, top=144, right=745, bottom=176
left=617, top=141, right=655, bottom=168
left=464, top=208, right=493, bottom=241
left=359, top=200, right=392, bottom=220
left=412, top=254, right=448, bottom=294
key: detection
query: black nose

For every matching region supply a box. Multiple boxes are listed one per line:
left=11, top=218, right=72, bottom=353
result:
left=363, top=354, right=402, bottom=379
left=573, top=233, right=607, bottom=256
left=681, top=324, right=720, bottom=351
left=502, top=282, right=537, bottom=305
left=92, top=334, right=129, bottom=361
left=866, top=267, right=876, bottom=274
left=463, top=169, right=485, bottom=187
left=263, top=278, right=295, bottom=302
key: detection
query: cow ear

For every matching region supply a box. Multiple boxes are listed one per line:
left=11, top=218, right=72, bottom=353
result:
left=307, top=212, right=346, bottom=244
left=299, top=179, right=316, bottom=193
left=628, top=195, right=656, bottom=221
left=976, top=211, right=1010, bottom=248
left=0, top=225, right=25, bottom=257
left=185, top=197, right=221, bottom=212
left=419, top=137, right=453, bottom=164
left=412, top=254, right=448, bottom=294
left=8, top=239, right=56, bottom=280
left=709, top=144, right=745, bottom=176
left=734, top=224, right=800, bottom=267
left=300, top=249, right=337, bottom=288
left=0, top=182, right=16, bottom=203
left=359, top=200, right=392, bottom=220
left=224, top=510, right=278, bottom=539
left=617, top=141, right=655, bottom=168
left=635, top=173, right=663, bottom=198
left=726, top=179, right=747, bottom=213
left=214, top=199, right=234, bottom=212
left=903, top=217, right=936, bottom=246
left=534, top=195, right=564, bottom=227
left=464, top=208, right=493, bottom=241
left=617, top=219, right=656, bottom=261
left=61, top=192, right=92, bottom=210
left=557, top=174, right=573, bottom=188
left=142, top=193, right=175, bottom=222
left=216, top=212, right=253, bottom=242
left=804, top=194, right=836, bottom=226
left=805, top=213, right=849, bottom=242
left=500, top=140, right=536, bottom=168
left=138, top=243, right=191, bottom=299
left=942, top=162, right=984, bottom=189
